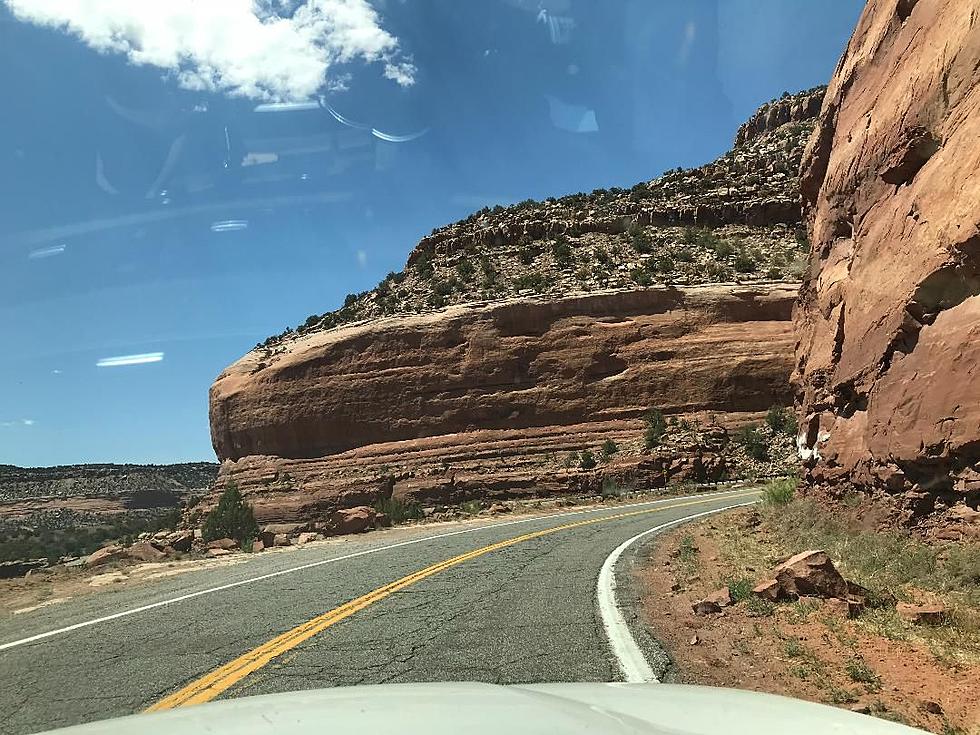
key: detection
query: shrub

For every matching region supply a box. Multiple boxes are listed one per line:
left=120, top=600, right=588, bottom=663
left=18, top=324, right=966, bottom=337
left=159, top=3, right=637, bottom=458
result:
left=734, top=251, right=758, bottom=273
left=845, top=658, right=882, bottom=690
left=630, top=267, right=653, bottom=286
left=455, top=258, right=475, bottom=280
left=735, top=425, right=768, bottom=460
left=674, top=248, right=694, bottom=262
left=644, top=409, right=667, bottom=448
left=656, top=256, right=675, bottom=273
left=479, top=255, right=497, bottom=285
left=600, top=477, right=623, bottom=498
left=601, top=439, right=619, bottom=458
left=202, top=482, right=259, bottom=548
left=414, top=252, right=435, bottom=279
left=551, top=238, right=573, bottom=266
left=579, top=450, right=597, bottom=470
left=343, top=293, right=359, bottom=308
left=432, top=278, right=458, bottom=297
left=374, top=496, right=423, bottom=524
left=518, top=244, right=540, bottom=265
left=513, top=272, right=548, bottom=292
left=762, top=477, right=797, bottom=506
left=713, top=240, right=735, bottom=259
left=766, top=406, right=798, bottom=435
left=728, top=577, right=754, bottom=602
left=594, top=247, right=611, bottom=265
left=460, top=500, right=481, bottom=516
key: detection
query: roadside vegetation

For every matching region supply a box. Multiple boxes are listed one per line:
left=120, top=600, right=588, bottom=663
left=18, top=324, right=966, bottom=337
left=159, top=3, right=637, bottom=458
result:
left=641, top=478, right=980, bottom=733
left=201, top=482, right=259, bottom=549
left=0, top=508, right=181, bottom=564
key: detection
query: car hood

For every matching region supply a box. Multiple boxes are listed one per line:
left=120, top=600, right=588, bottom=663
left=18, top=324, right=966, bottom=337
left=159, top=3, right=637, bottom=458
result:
left=46, top=682, right=924, bottom=734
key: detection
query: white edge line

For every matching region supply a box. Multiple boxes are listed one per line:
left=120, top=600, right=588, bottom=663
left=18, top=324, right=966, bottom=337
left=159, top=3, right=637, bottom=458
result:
left=0, top=487, right=756, bottom=652
left=597, top=499, right=759, bottom=683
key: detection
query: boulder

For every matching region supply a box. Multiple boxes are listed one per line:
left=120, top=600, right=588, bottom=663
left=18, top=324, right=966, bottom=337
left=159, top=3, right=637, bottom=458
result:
left=206, top=548, right=233, bottom=558
left=331, top=506, right=377, bottom=535
left=751, top=579, right=781, bottom=602
left=703, top=587, right=733, bottom=607
left=251, top=540, right=265, bottom=553
left=207, top=538, right=238, bottom=551
left=0, top=559, right=48, bottom=579
left=273, top=533, right=291, bottom=547
left=896, top=602, right=947, bottom=626
left=295, top=532, right=321, bottom=545
left=772, top=550, right=848, bottom=600
left=85, top=544, right=126, bottom=568
left=258, top=530, right=277, bottom=548
left=164, top=531, right=194, bottom=552
left=692, top=599, right=723, bottom=616
left=126, top=542, right=167, bottom=563
left=261, top=523, right=307, bottom=536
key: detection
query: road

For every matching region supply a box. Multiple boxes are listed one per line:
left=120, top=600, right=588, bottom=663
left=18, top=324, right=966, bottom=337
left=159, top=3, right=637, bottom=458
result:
left=0, top=488, right=758, bottom=734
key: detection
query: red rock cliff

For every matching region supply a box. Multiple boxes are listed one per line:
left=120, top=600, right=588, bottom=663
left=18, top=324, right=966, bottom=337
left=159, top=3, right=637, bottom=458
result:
left=794, top=0, right=980, bottom=525
left=213, top=284, right=796, bottom=461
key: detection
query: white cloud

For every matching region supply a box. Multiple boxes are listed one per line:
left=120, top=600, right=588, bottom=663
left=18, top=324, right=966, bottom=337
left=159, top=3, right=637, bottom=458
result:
left=355, top=249, right=367, bottom=267
left=3, top=0, right=414, bottom=100
left=1, top=418, right=35, bottom=428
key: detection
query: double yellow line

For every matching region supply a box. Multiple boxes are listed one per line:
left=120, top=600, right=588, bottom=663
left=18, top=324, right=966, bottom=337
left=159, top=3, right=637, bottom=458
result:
left=147, top=490, right=757, bottom=711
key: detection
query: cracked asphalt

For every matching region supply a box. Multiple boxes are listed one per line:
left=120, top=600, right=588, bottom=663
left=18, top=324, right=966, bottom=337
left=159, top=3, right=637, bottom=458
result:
left=0, top=489, right=756, bottom=734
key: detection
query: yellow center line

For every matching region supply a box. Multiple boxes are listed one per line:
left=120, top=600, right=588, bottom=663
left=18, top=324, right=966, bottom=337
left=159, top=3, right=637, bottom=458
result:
left=146, top=490, right=758, bottom=711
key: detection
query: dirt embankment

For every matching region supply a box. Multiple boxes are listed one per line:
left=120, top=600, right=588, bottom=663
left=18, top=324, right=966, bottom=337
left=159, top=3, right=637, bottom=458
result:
left=635, top=500, right=980, bottom=734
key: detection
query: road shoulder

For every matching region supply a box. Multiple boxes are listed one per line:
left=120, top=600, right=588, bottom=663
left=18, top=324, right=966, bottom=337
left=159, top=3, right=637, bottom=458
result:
left=631, top=505, right=980, bottom=735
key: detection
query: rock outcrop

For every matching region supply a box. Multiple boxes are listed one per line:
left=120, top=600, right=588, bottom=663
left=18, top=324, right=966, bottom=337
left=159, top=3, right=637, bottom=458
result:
left=794, top=0, right=980, bottom=526
left=210, top=284, right=798, bottom=522
left=208, top=90, right=826, bottom=524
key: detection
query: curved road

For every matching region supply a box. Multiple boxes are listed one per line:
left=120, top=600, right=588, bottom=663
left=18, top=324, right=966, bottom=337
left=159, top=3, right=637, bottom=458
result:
left=0, top=488, right=758, bottom=734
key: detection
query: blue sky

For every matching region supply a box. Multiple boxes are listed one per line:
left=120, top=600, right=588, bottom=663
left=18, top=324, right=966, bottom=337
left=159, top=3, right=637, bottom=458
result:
left=0, top=0, right=864, bottom=467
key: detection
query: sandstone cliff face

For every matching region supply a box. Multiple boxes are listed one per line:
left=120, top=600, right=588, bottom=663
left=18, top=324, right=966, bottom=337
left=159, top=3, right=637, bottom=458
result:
left=215, top=285, right=796, bottom=460
left=211, top=284, right=798, bottom=522
left=794, top=0, right=980, bottom=528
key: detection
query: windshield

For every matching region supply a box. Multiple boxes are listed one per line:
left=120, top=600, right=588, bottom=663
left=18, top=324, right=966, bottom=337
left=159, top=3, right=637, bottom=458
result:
left=4, top=2, right=974, bottom=735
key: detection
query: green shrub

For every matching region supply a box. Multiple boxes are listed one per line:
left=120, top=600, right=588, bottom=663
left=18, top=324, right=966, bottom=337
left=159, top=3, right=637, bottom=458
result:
left=579, top=450, right=597, bottom=470
left=600, top=477, right=624, bottom=498
left=713, top=240, right=736, bottom=259
left=644, top=409, right=667, bottom=448
left=734, top=251, right=757, bottom=273
left=202, top=482, right=259, bottom=548
left=735, top=425, right=768, bottom=460
left=656, top=256, right=675, bottom=273
left=674, top=248, right=694, bottom=262
left=766, top=406, right=798, bottom=435
left=601, top=439, right=619, bottom=458
left=594, top=247, right=611, bottom=265
left=460, top=500, right=481, bottom=516
left=762, top=477, right=797, bottom=506
left=845, top=658, right=882, bottom=690
left=630, top=267, right=653, bottom=286
left=414, top=252, right=435, bottom=279
left=728, top=577, right=754, bottom=602
left=513, top=272, right=548, bottom=293
left=551, top=238, right=573, bottom=266
left=455, top=258, right=475, bottom=280
left=374, top=496, right=423, bottom=524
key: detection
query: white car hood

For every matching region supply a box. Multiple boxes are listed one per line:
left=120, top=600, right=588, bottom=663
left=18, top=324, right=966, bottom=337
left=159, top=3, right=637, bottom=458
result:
left=45, top=682, right=925, bottom=734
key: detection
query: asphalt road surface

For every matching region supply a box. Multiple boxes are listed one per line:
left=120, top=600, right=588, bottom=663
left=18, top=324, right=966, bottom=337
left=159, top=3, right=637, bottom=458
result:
left=0, top=488, right=758, bottom=734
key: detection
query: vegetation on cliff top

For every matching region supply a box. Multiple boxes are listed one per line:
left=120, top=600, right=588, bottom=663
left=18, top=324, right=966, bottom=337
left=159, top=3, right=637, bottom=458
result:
left=257, top=87, right=824, bottom=351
